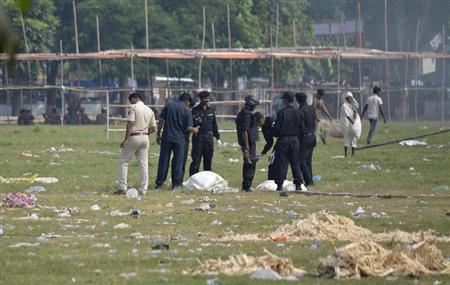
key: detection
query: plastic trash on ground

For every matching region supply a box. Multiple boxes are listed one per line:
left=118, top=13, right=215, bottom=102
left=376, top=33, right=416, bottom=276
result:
left=4, top=192, right=37, bottom=208
left=255, top=180, right=295, bottom=192
left=399, top=140, right=427, bottom=146
left=184, top=171, right=228, bottom=191
left=34, top=177, right=59, bottom=184
left=24, top=186, right=46, bottom=193
left=126, top=188, right=139, bottom=199
left=329, top=121, right=343, bottom=138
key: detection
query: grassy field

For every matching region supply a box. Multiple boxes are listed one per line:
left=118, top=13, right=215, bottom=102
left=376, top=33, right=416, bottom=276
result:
left=0, top=122, right=449, bottom=284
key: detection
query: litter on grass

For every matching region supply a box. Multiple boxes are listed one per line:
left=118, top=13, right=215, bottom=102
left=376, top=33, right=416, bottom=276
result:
left=24, top=186, right=46, bottom=193
left=216, top=211, right=450, bottom=243
left=186, top=249, right=305, bottom=278
left=317, top=238, right=450, bottom=279
left=0, top=175, right=58, bottom=184
left=3, top=192, right=37, bottom=208
left=399, top=140, right=427, bottom=146
left=255, top=180, right=295, bottom=192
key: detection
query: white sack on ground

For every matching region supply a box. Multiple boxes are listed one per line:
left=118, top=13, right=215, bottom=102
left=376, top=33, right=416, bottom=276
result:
left=184, top=171, right=228, bottom=191
left=255, top=180, right=295, bottom=192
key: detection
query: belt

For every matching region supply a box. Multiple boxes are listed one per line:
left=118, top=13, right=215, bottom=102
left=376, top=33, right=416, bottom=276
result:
left=305, top=133, right=314, bottom=136
left=130, top=132, right=148, bottom=136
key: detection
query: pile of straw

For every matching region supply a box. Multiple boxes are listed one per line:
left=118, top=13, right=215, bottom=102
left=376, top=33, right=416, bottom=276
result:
left=187, top=249, right=305, bottom=277
left=317, top=238, right=450, bottom=278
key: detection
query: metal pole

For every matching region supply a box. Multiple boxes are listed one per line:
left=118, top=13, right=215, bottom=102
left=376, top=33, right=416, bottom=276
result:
left=198, top=6, right=206, bottom=89
left=130, top=46, right=135, bottom=92
left=5, top=63, right=9, bottom=124
left=292, top=19, right=297, bottom=48
left=72, top=0, right=79, bottom=54
left=337, top=53, right=341, bottom=119
left=404, top=51, right=409, bottom=122
left=106, top=90, right=110, bottom=139
left=384, top=0, right=390, bottom=121
left=357, top=1, right=362, bottom=108
left=275, top=4, right=279, bottom=48
left=96, top=15, right=103, bottom=88
left=442, top=24, right=446, bottom=122
left=60, top=40, right=64, bottom=126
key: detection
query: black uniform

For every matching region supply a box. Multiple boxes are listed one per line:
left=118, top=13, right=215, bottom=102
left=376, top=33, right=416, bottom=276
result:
left=299, top=104, right=317, bottom=186
left=235, top=107, right=259, bottom=191
left=261, top=116, right=274, bottom=155
left=182, top=133, right=190, bottom=180
left=270, top=105, right=305, bottom=188
left=189, top=104, right=220, bottom=175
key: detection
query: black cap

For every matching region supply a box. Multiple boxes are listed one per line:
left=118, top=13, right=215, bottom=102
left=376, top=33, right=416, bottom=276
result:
left=373, top=86, right=381, bottom=94
left=295, top=92, right=307, bottom=103
left=128, top=92, right=142, bottom=100
left=179, top=92, right=192, bottom=102
left=281, top=92, right=294, bottom=103
left=244, top=95, right=259, bottom=107
left=198, top=91, right=210, bottom=98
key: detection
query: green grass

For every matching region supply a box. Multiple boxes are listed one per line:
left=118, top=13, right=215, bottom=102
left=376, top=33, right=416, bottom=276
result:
left=0, top=122, right=449, bottom=284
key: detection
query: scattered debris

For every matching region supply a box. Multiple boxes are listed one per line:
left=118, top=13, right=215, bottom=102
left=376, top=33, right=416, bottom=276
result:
left=126, top=188, right=139, bottom=199
left=90, top=204, right=101, bottom=211
left=3, top=192, right=37, bottom=208
left=228, top=158, right=239, bottom=163
left=286, top=210, right=298, bottom=218
left=110, top=209, right=130, bottom=217
left=317, top=238, right=450, bottom=279
left=152, top=243, right=170, bottom=250
left=45, top=145, right=74, bottom=153
left=34, top=177, right=59, bottom=184
left=255, top=180, right=295, bottom=192
left=24, top=186, right=46, bottom=193
left=371, top=212, right=388, bottom=219
left=211, top=219, right=223, bottom=225
left=21, top=151, right=33, bottom=158
left=119, top=272, right=136, bottom=280
left=399, top=140, right=427, bottom=146
left=186, top=249, right=305, bottom=277
left=196, top=203, right=216, bottom=212
left=9, top=242, right=40, bottom=248
left=250, top=268, right=298, bottom=280
left=131, top=208, right=140, bottom=218
left=354, top=207, right=365, bottom=216
left=181, top=199, right=195, bottom=205
left=358, top=164, right=381, bottom=171
left=114, top=223, right=131, bottom=229
left=313, top=175, right=322, bottom=182
left=432, top=185, right=449, bottom=191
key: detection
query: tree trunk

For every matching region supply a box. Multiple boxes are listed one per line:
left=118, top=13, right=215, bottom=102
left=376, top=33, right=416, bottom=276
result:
left=46, top=61, right=59, bottom=112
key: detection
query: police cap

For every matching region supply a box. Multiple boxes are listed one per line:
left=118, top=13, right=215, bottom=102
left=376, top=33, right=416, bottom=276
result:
left=244, top=95, right=259, bottom=107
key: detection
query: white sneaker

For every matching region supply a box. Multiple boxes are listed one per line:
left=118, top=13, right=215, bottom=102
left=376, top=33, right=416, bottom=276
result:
left=300, top=184, right=308, bottom=192
left=138, top=189, right=148, bottom=195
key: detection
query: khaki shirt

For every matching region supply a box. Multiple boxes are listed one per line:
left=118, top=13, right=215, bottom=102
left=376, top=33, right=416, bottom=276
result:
left=127, top=101, right=157, bottom=132
left=313, top=98, right=328, bottom=120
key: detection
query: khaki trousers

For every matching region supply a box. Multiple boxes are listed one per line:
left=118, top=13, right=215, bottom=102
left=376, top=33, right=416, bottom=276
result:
left=118, top=135, right=149, bottom=192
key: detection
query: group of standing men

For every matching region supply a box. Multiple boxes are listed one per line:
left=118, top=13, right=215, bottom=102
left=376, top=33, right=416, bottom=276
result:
left=116, top=91, right=221, bottom=194
left=116, top=86, right=386, bottom=195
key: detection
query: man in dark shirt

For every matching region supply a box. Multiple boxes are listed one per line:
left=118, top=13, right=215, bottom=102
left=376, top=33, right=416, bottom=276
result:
left=271, top=92, right=307, bottom=192
left=296, top=92, right=316, bottom=186
left=189, top=91, right=222, bottom=176
left=235, top=95, right=259, bottom=192
left=155, top=93, right=199, bottom=189
left=254, top=112, right=274, bottom=158
left=182, top=97, right=196, bottom=180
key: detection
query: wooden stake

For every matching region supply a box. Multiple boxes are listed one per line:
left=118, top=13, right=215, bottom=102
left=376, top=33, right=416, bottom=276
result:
left=60, top=40, right=64, bottom=126
left=211, top=22, right=218, bottom=87
left=275, top=4, right=279, bottom=48
left=414, top=18, right=421, bottom=122
left=19, top=11, right=32, bottom=108
left=384, top=0, right=390, bottom=121
left=198, top=6, right=206, bottom=89
left=357, top=1, right=362, bottom=106
left=145, top=0, right=151, bottom=91
left=227, top=4, right=233, bottom=88
left=403, top=39, right=410, bottom=122
left=5, top=62, right=9, bottom=124
left=442, top=24, right=446, bottom=122
left=72, top=1, right=79, bottom=54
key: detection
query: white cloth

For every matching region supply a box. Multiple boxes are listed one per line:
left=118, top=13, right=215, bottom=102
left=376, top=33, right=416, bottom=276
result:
left=340, top=102, right=358, bottom=148
left=118, top=135, right=149, bottom=192
left=127, top=101, right=157, bottom=132
left=365, top=95, right=383, bottom=119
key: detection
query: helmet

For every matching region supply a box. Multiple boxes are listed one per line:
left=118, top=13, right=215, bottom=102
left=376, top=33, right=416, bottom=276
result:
left=244, top=95, right=259, bottom=107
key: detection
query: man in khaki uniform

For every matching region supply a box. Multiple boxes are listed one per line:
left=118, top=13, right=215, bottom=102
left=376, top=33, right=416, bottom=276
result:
left=313, top=89, right=332, bottom=145
left=116, top=93, right=157, bottom=195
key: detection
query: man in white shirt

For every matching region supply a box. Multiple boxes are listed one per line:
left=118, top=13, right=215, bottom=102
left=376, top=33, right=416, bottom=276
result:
left=361, top=87, right=386, bottom=144
left=116, top=93, right=157, bottom=195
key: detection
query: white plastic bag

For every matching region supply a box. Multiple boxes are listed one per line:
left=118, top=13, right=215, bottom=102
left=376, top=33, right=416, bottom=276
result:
left=255, top=180, right=295, bottom=192
left=184, top=171, right=228, bottom=191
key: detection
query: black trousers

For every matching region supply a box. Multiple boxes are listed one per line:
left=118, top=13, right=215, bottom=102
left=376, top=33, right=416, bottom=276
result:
left=242, top=142, right=257, bottom=190
left=189, top=133, right=214, bottom=176
left=182, top=138, right=190, bottom=180
left=155, top=140, right=185, bottom=188
left=299, top=143, right=314, bottom=185
left=271, top=136, right=304, bottom=188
